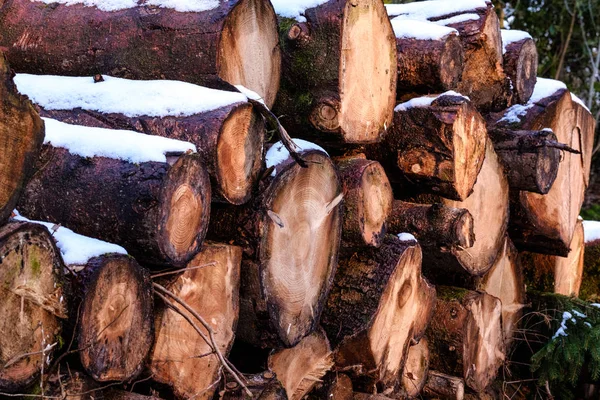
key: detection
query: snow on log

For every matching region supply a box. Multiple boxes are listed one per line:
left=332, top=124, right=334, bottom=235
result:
left=0, top=220, right=65, bottom=392
left=422, top=371, right=465, bottom=400
left=209, top=141, right=342, bottom=348
left=150, top=242, right=241, bottom=399
left=321, top=236, right=435, bottom=394
left=501, top=30, right=537, bottom=104
left=0, top=0, right=281, bottom=107
left=335, top=155, right=393, bottom=248
left=272, top=0, right=397, bottom=144
left=16, top=74, right=264, bottom=205
left=367, top=92, right=487, bottom=201
left=17, top=119, right=211, bottom=267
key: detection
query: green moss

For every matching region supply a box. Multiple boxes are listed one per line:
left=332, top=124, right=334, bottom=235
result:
left=31, top=256, right=41, bottom=277
left=437, top=286, right=470, bottom=302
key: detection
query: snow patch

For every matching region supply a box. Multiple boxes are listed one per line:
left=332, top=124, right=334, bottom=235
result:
left=15, top=74, right=247, bottom=117
left=395, top=90, right=470, bottom=112
left=583, top=220, right=600, bottom=243
left=43, top=118, right=196, bottom=164
left=433, top=13, right=480, bottom=26
left=13, top=211, right=127, bottom=266
left=270, top=0, right=329, bottom=22
left=266, top=139, right=327, bottom=176
left=499, top=78, right=567, bottom=124
left=391, top=19, right=457, bottom=41
left=144, top=0, right=219, bottom=12
left=235, top=85, right=266, bottom=106
left=572, top=93, right=591, bottom=113
left=386, top=0, right=488, bottom=20
left=397, top=233, right=417, bottom=242
left=32, top=0, right=219, bottom=12
left=501, top=29, right=532, bottom=54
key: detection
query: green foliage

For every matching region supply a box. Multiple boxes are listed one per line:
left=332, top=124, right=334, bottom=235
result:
left=581, top=204, right=600, bottom=220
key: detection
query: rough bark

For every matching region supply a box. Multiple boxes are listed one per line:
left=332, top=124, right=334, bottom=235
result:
left=426, top=287, right=505, bottom=393
left=422, top=371, right=465, bottom=400
left=0, top=0, right=281, bottom=107
left=502, top=35, right=538, bottom=105
left=18, top=146, right=211, bottom=268
left=387, top=201, right=475, bottom=250
left=367, top=94, right=487, bottom=201
left=268, top=328, right=333, bottom=400
left=40, top=99, right=264, bottom=205
left=274, top=0, right=397, bottom=144
left=335, top=155, right=393, bottom=248
left=0, top=220, right=65, bottom=392
left=0, top=53, right=45, bottom=225
left=321, top=236, right=436, bottom=395
left=488, top=128, right=561, bottom=194
left=209, top=146, right=343, bottom=348
left=400, top=338, right=430, bottom=398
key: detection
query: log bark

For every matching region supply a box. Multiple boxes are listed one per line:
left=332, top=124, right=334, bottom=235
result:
left=400, top=338, right=430, bottom=398
left=367, top=93, right=487, bottom=201
left=501, top=32, right=538, bottom=105
left=321, top=236, right=436, bottom=394
left=387, top=201, right=475, bottom=250
left=36, top=93, right=264, bottom=205
left=18, top=139, right=211, bottom=268
left=268, top=328, right=334, bottom=400
left=0, top=220, right=65, bottom=392
left=0, top=0, right=281, bottom=107
left=149, top=242, right=241, bottom=400
left=209, top=143, right=343, bottom=348
left=426, top=287, right=505, bottom=393
left=488, top=128, right=561, bottom=194
left=335, top=156, right=393, bottom=248
left=273, top=0, right=397, bottom=144
left=422, top=371, right=465, bottom=400
left=0, top=53, right=45, bottom=225
left=74, top=254, right=154, bottom=382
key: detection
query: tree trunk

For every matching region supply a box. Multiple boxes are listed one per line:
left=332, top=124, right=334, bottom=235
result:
left=335, top=155, right=393, bottom=248
left=391, top=19, right=464, bottom=93
left=488, top=128, right=561, bottom=194
left=422, top=371, right=465, bottom=400
left=426, top=287, right=505, bottom=393
left=0, top=0, right=281, bottom=107
left=273, top=0, right=397, bottom=144
left=321, top=236, right=436, bottom=395
left=0, top=53, right=45, bottom=225
left=387, top=201, right=475, bottom=250
left=0, top=220, right=65, bottom=392
left=367, top=93, right=487, bottom=201
left=19, top=74, right=265, bottom=205
left=501, top=31, right=538, bottom=105
left=150, top=242, right=241, bottom=400
left=209, top=143, right=343, bottom=348
left=18, top=124, right=211, bottom=268
left=400, top=338, right=430, bottom=399
left=268, top=328, right=333, bottom=400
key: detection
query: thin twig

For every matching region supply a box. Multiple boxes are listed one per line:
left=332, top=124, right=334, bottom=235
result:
left=151, top=262, right=217, bottom=279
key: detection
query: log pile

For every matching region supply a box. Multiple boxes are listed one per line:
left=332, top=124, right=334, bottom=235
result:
left=0, top=0, right=595, bottom=399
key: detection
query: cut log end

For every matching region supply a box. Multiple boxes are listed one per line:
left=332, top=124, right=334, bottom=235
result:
left=338, top=0, right=396, bottom=143
left=503, top=38, right=538, bottom=104
left=423, top=371, right=465, bottom=400
left=78, top=255, right=153, bottom=382
left=401, top=338, right=430, bottom=398
left=218, top=0, right=281, bottom=108
left=217, top=104, right=264, bottom=204
left=263, top=151, right=342, bottom=347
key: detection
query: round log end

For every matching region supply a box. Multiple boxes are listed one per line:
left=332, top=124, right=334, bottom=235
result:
left=338, top=0, right=397, bottom=143
left=218, top=0, right=281, bottom=108
left=454, top=210, right=475, bottom=249
left=534, top=143, right=560, bottom=195
left=158, top=154, right=211, bottom=266
left=217, top=103, right=264, bottom=205
left=513, top=38, right=538, bottom=104
left=310, top=99, right=341, bottom=132
left=401, top=338, right=430, bottom=398
left=439, top=34, right=464, bottom=90
left=359, top=162, right=393, bottom=247
left=78, top=255, right=154, bottom=382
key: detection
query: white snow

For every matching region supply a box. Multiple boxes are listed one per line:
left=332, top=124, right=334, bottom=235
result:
left=270, top=0, right=330, bottom=22
left=266, top=139, right=327, bottom=176
left=572, top=93, right=591, bottom=113
left=499, top=78, right=567, bottom=124
left=235, top=85, right=266, bottom=106
left=43, top=118, right=196, bottom=164
left=501, top=29, right=532, bottom=54
left=391, top=19, right=457, bottom=41
left=13, top=211, right=127, bottom=266
left=32, top=0, right=219, bottom=12
left=15, top=74, right=247, bottom=117
left=386, top=0, right=489, bottom=20
left=395, top=90, right=470, bottom=112
left=397, top=233, right=417, bottom=242
left=432, top=13, right=480, bottom=26
left=552, top=309, right=593, bottom=340
left=583, top=220, right=600, bottom=243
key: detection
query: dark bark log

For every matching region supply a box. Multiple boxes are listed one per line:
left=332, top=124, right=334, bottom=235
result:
left=502, top=33, right=538, bottom=105
left=366, top=94, right=487, bottom=201
left=149, top=242, right=241, bottom=399
left=0, top=0, right=281, bottom=107
left=321, top=236, right=435, bottom=394
left=488, top=128, right=561, bottom=194
left=0, top=53, right=45, bottom=225
left=426, top=287, right=504, bottom=393
left=387, top=201, right=475, bottom=250
left=273, top=0, right=397, bottom=144
left=209, top=144, right=343, bottom=348
left=335, top=155, right=393, bottom=248
left=0, top=220, right=65, bottom=392
left=400, top=338, right=430, bottom=398
left=422, top=371, right=465, bottom=400
left=18, top=141, right=211, bottom=268
left=221, top=372, right=287, bottom=400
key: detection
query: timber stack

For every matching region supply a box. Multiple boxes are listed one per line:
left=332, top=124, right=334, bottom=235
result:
left=0, top=0, right=594, bottom=399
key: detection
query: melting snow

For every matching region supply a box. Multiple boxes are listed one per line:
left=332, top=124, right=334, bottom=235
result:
left=395, top=91, right=470, bottom=112
left=391, top=19, right=458, bottom=41
left=397, top=233, right=417, bottom=242
left=386, top=0, right=488, bottom=20
left=499, top=78, right=567, bottom=124
left=501, top=29, right=532, bottom=54
left=270, top=0, right=330, bottom=22
left=32, top=0, right=219, bottom=12
left=266, top=139, right=327, bottom=176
